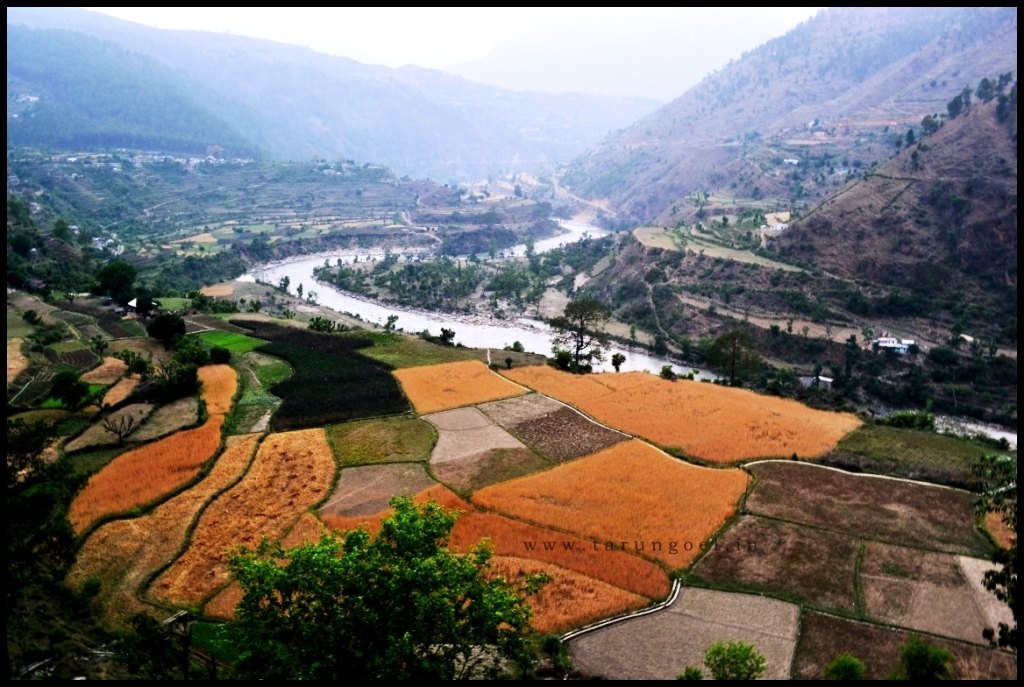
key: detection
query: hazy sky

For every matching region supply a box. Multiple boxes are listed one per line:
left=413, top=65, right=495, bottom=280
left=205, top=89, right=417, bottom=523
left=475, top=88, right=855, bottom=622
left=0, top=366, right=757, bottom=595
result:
left=85, top=7, right=822, bottom=100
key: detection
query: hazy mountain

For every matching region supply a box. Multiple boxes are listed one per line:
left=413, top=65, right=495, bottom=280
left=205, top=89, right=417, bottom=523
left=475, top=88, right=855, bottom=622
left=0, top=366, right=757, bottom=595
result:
left=6, top=7, right=657, bottom=181
left=561, top=7, right=1017, bottom=223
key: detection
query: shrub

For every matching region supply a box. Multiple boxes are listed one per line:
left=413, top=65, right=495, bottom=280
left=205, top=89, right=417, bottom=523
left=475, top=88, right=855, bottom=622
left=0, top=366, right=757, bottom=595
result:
left=822, top=653, right=866, bottom=680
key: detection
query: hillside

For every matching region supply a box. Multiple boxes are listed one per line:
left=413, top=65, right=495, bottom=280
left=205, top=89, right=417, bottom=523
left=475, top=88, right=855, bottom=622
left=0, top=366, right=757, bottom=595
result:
left=561, top=7, right=1017, bottom=224
left=6, top=7, right=657, bottom=182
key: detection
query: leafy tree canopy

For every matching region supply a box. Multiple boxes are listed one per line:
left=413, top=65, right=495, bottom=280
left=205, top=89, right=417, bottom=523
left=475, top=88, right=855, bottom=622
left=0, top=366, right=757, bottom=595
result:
left=549, top=297, right=611, bottom=372
left=226, top=497, right=542, bottom=680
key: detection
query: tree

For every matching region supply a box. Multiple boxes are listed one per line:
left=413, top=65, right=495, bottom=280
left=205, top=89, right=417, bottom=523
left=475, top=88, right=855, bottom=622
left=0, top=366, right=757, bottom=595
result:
left=973, top=454, right=1017, bottom=650
left=611, top=352, right=626, bottom=372
left=96, top=260, right=137, bottom=305
left=49, top=370, right=89, bottom=409
left=706, top=330, right=762, bottom=385
left=679, top=640, right=767, bottom=680
left=147, top=313, right=186, bottom=348
left=895, top=635, right=953, bottom=680
left=227, top=498, right=541, bottom=680
left=549, top=298, right=611, bottom=372
left=822, top=653, right=867, bottom=680
left=102, top=414, right=137, bottom=443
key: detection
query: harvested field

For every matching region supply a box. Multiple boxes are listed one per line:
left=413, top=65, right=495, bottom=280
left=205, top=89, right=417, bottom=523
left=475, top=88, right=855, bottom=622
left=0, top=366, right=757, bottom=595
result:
left=129, top=396, right=200, bottom=442
left=490, top=556, right=649, bottom=635
left=80, top=357, right=127, bottom=385
left=327, top=416, right=435, bottom=466
left=792, top=611, right=1017, bottom=680
left=472, top=440, right=750, bottom=569
left=984, top=511, right=1014, bottom=549
left=63, top=403, right=154, bottom=453
left=189, top=313, right=250, bottom=333
left=153, top=429, right=335, bottom=608
left=7, top=338, right=29, bottom=387
left=394, top=360, right=527, bottom=414
left=67, top=434, right=258, bottom=628
left=569, top=586, right=800, bottom=680
left=281, top=512, right=329, bottom=548
left=480, top=394, right=628, bottom=462
left=68, top=414, right=225, bottom=534
left=502, top=367, right=860, bottom=462
left=860, top=542, right=1011, bottom=644
left=101, top=377, right=139, bottom=408
left=824, top=424, right=997, bottom=488
left=424, top=407, right=549, bottom=491
left=198, top=364, right=238, bottom=415
left=692, top=515, right=860, bottom=613
left=745, top=461, right=991, bottom=556
left=319, top=463, right=436, bottom=517
left=199, top=283, right=236, bottom=297
left=109, top=337, right=171, bottom=364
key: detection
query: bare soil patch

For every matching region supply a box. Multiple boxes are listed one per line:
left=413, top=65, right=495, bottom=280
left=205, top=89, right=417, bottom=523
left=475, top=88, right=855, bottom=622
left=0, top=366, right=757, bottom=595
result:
left=792, top=611, right=1016, bottom=680
left=511, top=406, right=628, bottom=463
left=129, top=396, right=200, bottom=442
left=432, top=447, right=551, bottom=494
left=569, top=586, right=799, bottom=680
left=478, top=392, right=564, bottom=425
left=426, top=407, right=527, bottom=462
left=109, top=337, right=171, bottom=364
left=746, top=461, right=991, bottom=556
left=319, top=463, right=436, bottom=517
left=63, top=403, right=154, bottom=453
left=200, top=283, right=236, bottom=297
left=692, top=515, right=860, bottom=613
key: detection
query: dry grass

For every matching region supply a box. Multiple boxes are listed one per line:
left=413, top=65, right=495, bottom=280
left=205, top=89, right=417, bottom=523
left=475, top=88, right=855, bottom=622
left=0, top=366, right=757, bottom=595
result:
left=63, top=403, right=154, bottom=453
left=129, top=396, right=200, bottom=442
left=489, top=556, right=649, bottom=634
left=151, top=428, right=335, bottom=608
left=7, top=338, right=29, bottom=387
left=68, top=415, right=225, bottom=534
left=198, top=364, right=238, bottom=415
left=984, top=511, right=1015, bottom=549
left=101, top=377, right=139, bottom=408
left=569, top=587, right=800, bottom=680
left=200, top=283, right=236, bottom=297
left=502, top=367, right=861, bottom=462
left=66, top=434, right=258, bottom=628
left=472, top=440, right=750, bottom=569
left=394, top=360, right=527, bottom=414
left=80, top=357, right=127, bottom=385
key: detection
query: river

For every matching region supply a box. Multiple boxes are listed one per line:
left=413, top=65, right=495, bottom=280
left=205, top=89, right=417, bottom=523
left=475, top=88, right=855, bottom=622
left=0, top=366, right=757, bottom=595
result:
left=242, top=221, right=713, bottom=376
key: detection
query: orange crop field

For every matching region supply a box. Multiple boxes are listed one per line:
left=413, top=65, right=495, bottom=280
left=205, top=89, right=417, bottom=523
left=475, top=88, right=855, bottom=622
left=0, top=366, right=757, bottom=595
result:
left=152, top=428, right=335, bottom=608
left=101, top=377, right=139, bottom=408
left=503, top=366, right=861, bottom=462
left=472, top=440, right=749, bottom=569
left=198, top=364, right=238, bottom=415
left=489, top=556, right=650, bottom=634
left=68, top=414, right=225, bottom=534
left=393, top=360, right=526, bottom=414
left=67, top=433, right=258, bottom=626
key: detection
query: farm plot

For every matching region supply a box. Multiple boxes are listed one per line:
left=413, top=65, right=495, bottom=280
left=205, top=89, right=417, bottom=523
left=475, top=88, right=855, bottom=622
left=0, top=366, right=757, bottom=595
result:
left=424, top=407, right=550, bottom=493
left=326, top=416, right=435, bottom=466
left=80, top=356, right=128, bottom=385
left=63, top=403, right=154, bottom=453
left=859, top=542, right=1014, bottom=644
left=824, top=424, right=999, bottom=488
left=358, top=331, right=477, bottom=368
left=490, top=556, right=649, bottom=635
left=153, top=428, right=335, bottom=611
left=46, top=342, right=99, bottom=372
left=691, top=515, right=860, bottom=613
left=480, top=394, right=628, bottom=462
left=472, top=440, right=750, bottom=569
left=68, top=414, right=225, bottom=534
left=319, top=463, right=437, bottom=517
left=101, top=377, right=138, bottom=407
left=502, top=367, right=860, bottom=463
left=67, top=433, right=258, bottom=628
left=198, top=364, right=238, bottom=415
left=744, top=461, right=991, bottom=556
left=569, top=587, right=800, bottom=680
left=235, top=320, right=409, bottom=430
left=394, top=360, right=527, bottom=415
left=792, top=611, right=1017, bottom=680
left=128, top=396, right=199, bottom=442
left=188, top=314, right=252, bottom=333
left=196, top=330, right=265, bottom=353
left=7, top=338, right=28, bottom=387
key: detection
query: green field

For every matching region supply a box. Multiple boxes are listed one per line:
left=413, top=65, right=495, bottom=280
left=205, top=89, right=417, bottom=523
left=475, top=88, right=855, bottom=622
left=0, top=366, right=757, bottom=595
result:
left=326, top=416, right=436, bottom=466
left=359, top=332, right=477, bottom=368
left=155, top=297, right=191, bottom=311
left=197, top=330, right=265, bottom=353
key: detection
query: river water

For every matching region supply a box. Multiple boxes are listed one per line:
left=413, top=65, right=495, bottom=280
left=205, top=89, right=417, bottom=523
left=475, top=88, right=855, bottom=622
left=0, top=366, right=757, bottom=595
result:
left=242, top=221, right=712, bottom=376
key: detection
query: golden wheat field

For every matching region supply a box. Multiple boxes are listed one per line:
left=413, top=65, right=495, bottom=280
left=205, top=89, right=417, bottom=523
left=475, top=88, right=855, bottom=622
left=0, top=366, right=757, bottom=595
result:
left=68, top=414, right=225, bottom=534
left=152, top=428, right=335, bottom=608
left=67, top=433, right=259, bottom=627
left=503, top=366, right=861, bottom=462
left=100, top=377, right=139, bottom=408
left=489, top=556, right=651, bottom=634
left=7, top=338, right=28, bottom=387
left=198, top=364, right=238, bottom=415
left=393, top=360, right=527, bottom=414
left=472, top=440, right=750, bottom=569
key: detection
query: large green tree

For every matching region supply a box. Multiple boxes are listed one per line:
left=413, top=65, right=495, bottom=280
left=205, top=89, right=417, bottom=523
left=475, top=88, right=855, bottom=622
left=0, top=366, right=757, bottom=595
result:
left=95, top=259, right=137, bottom=305
left=706, top=329, right=762, bottom=385
left=973, top=454, right=1017, bottom=650
left=549, top=297, right=611, bottom=372
left=226, top=497, right=542, bottom=680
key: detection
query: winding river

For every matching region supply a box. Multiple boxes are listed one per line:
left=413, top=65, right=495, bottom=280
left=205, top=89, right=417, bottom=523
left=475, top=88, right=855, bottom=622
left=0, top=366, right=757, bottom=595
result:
left=242, top=221, right=713, bottom=376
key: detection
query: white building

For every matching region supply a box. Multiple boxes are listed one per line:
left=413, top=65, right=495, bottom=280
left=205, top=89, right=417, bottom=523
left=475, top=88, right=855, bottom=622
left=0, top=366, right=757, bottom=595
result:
left=873, top=336, right=916, bottom=354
